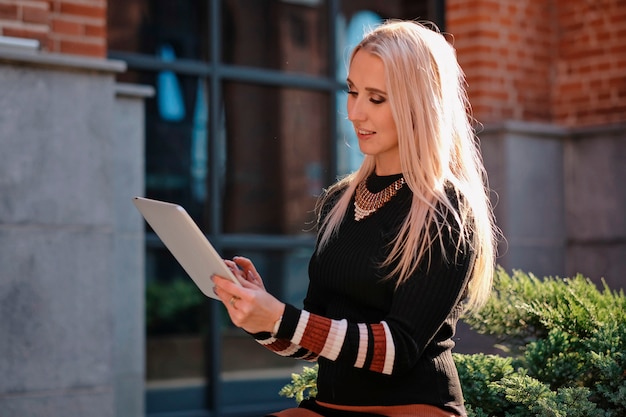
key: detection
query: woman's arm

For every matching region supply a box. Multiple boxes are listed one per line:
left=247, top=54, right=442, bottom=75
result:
left=254, top=235, right=473, bottom=375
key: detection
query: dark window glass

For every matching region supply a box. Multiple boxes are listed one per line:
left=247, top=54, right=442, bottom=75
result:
left=140, top=72, right=209, bottom=222
left=340, top=0, right=431, bottom=24
left=222, top=82, right=330, bottom=235
left=145, top=247, right=207, bottom=386
left=223, top=0, right=330, bottom=76
left=220, top=247, right=310, bottom=378
left=130, top=68, right=211, bottom=387
left=108, top=0, right=209, bottom=60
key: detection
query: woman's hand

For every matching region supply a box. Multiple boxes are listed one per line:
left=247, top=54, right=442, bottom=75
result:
left=212, top=256, right=284, bottom=334
left=227, top=256, right=266, bottom=291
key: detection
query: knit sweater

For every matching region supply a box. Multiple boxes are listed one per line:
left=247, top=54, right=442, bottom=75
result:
left=253, top=173, right=473, bottom=416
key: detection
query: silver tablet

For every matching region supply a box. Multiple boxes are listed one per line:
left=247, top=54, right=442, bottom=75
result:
left=133, top=197, right=241, bottom=299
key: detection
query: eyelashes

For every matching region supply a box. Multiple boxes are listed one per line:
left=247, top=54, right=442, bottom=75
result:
left=346, top=90, right=386, bottom=105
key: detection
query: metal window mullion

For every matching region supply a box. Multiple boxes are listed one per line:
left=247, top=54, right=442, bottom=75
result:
left=206, top=0, right=223, bottom=415
left=327, top=0, right=340, bottom=185
left=217, top=64, right=342, bottom=91
left=107, top=50, right=214, bottom=76
left=434, top=0, right=446, bottom=32
left=109, top=50, right=343, bottom=92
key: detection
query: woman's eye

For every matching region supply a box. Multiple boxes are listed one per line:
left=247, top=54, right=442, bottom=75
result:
left=346, top=89, right=385, bottom=104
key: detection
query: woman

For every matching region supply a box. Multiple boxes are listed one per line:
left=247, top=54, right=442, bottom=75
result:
left=212, top=20, right=498, bottom=417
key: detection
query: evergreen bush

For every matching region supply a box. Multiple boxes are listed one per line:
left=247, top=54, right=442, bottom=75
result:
left=146, top=279, right=205, bottom=335
left=280, top=268, right=626, bottom=416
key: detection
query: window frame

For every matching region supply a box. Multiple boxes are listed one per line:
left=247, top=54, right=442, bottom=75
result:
left=109, top=1, right=341, bottom=416
left=108, top=0, right=444, bottom=415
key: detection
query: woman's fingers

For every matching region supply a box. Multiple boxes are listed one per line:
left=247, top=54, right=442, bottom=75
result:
left=233, top=256, right=266, bottom=289
left=222, top=259, right=262, bottom=290
left=239, top=276, right=260, bottom=290
left=212, top=275, right=249, bottom=324
left=212, top=274, right=283, bottom=334
left=233, top=256, right=258, bottom=277
left=213, top=274, right=242, bottom=296
left=224, top=259, right=246, bottom=282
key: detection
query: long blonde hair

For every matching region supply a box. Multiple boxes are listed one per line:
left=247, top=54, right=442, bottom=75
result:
left=317, top=20, right=497, bottom=311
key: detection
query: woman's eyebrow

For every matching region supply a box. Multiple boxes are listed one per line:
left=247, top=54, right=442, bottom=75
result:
left=365, top=87, right=387, bottom=96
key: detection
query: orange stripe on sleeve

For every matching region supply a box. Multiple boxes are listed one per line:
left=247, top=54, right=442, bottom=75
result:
left=369, top=323, right=387, bottom=373
left=299, top=314, right=332, bottom=354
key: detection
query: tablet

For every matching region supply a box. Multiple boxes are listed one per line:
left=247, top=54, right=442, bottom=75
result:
left=132, top=197, right=241, bottom=299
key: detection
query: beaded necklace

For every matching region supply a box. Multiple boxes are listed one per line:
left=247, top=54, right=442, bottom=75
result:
left=354, top=177, right=405, bottom=221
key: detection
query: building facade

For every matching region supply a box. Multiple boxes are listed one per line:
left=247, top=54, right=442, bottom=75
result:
left=0, top=0, right=624, bottom=416
left=448, top=0, right=626, bottom=286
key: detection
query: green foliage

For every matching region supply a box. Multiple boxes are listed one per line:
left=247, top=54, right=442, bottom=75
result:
left=461, top=268, right=626, bottom=416
left=279, top=269, right=626, bottom=416
left=462, top=268, right=552, bottom=352
left=279, top=364, right=319, bottom=404
left=491, top=372, right=602, bottom=417
left=146, top=279, right=205, bottom=335
left=453, top=354, right=515, bottom=416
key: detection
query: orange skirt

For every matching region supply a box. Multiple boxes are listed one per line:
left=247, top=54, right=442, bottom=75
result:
left=268, top=400, right=461, bottom=417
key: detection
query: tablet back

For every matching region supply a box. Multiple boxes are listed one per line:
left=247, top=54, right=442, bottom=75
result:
left=132, top=197, right=239, bottom=299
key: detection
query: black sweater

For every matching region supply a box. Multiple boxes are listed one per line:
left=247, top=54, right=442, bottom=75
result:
left=254, top=173, right=472, bottom=416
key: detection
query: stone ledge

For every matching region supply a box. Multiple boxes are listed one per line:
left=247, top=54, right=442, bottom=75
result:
left=115, top=82, right=155, bottom=99
left=480, top=120, right=568, bottom=138
left=0, top=48, right=126, bottom=74
left=569, top=122, right=626, bottom=138
left=480, top=120, right=626, bottom=139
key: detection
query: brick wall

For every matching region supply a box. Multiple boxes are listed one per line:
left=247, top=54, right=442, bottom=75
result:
left=553, top=0, right=626, bottom=126
left=448, top=0, right=626, bottom=128
left=0, top=0, right=106, bottom=57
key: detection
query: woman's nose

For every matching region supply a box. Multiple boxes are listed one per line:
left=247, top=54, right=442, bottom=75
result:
left=347, top=99, right=365, bottom=122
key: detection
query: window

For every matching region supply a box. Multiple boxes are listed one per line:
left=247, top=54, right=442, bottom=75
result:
left=108, top=1, right=440, bottom=415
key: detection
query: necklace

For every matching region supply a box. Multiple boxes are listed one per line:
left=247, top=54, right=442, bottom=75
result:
left=354, top=177, right=405, bottom=221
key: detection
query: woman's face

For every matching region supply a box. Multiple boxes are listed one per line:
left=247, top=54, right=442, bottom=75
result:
left=347, top=49, right=400, bottom=175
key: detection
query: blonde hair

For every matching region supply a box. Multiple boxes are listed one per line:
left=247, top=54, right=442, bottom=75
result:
left=317, top=20, right=497, bottom=311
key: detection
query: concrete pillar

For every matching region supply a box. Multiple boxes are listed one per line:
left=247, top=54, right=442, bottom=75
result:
left=0, top=48, right=150, bottom=417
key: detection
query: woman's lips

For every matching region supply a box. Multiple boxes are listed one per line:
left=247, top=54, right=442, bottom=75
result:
left=356, top=128, right=375, bottom=139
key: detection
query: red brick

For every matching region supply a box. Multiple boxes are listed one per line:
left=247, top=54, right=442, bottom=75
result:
left=22, top=5, right=49, bottom=24
left=84, top=22, right=105, bottom=37
left=446, top=0, right=626, bottom=126
left=48, top=0, right=60, bottom=13
left=2, top=26, right=48, bottom=47
left=59, top=38, right=105, bottom=57
left=0, top=3, right=18, bottom=19
left=51, top=17, right=83, bottom=35
left=59, top=2, right=105, bottom=20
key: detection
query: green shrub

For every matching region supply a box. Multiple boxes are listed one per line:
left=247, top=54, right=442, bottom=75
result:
left=280, top=269, right=626, bottom=416
left=146, top=279, right=205, bottom=335
left=279, top=364, right=319, bottom=404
